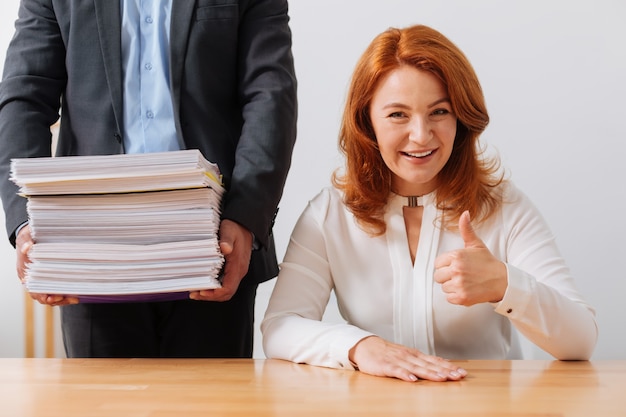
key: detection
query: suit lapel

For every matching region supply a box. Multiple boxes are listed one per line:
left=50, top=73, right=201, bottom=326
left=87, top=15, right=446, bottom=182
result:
left=170, top=1, right=197, bottom=148
left=93, top=0, right=123, bottom=135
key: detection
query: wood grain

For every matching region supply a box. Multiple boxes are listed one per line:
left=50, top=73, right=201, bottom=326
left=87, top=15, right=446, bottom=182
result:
left=1, top=359, right=623, bottom=416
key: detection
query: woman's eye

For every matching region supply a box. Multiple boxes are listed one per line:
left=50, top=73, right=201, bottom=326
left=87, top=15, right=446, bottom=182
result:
left=388, top=111, right=405, bottom=118
left=432, top=108, right=450, bottom=116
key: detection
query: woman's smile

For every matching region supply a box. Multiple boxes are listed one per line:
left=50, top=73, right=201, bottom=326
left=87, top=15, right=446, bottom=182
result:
left=369, top=65, right=457, bottom=196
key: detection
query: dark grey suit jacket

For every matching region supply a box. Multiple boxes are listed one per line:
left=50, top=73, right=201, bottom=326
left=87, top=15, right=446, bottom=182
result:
left=0, top=0, right=297, bottom=284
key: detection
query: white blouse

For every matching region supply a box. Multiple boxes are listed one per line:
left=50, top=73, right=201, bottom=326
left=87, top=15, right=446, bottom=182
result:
left=261, top=182, right=597, bottom=370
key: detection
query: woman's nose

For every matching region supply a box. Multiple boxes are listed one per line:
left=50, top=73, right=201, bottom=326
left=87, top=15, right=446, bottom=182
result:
left=408, top=117, right=432, bottom=144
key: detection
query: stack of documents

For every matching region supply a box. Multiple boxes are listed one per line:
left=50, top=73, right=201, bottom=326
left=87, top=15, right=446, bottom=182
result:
left=10, top=149, right=225, bottom=302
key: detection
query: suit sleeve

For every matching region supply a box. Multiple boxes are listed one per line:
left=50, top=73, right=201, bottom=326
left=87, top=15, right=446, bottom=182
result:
left=221, top=0, right=298, bottom=249
left=0, top=0, right=66, bottom=246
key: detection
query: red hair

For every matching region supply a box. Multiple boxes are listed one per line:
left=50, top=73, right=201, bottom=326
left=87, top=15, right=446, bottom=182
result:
left=333, top=24, right=503, bottom=235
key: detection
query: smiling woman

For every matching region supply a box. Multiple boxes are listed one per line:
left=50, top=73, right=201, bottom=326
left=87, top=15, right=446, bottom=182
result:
left=261, top=23, right=598, bottom=383
left=368, top=67, right=457, bottom=198
left=367, top=66, right=461, bottom=266
left=333, top=25, right=501, bottom=237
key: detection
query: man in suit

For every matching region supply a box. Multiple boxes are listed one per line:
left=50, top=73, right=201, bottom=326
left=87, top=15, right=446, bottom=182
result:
left=0, top=0, right=297, bottom=358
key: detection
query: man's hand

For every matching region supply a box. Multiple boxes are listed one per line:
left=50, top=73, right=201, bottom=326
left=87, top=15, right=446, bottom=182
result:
left=190, top=219, right=253, bottom=302
left=16, top=224, right=78, bottom=306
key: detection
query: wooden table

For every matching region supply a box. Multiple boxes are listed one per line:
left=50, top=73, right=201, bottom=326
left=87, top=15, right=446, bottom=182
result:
left=1, top=359, right=624, bottom=416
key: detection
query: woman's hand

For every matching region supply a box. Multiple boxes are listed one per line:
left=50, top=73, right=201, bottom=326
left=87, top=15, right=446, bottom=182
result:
left=348, top=336, right=467, bottom=382
left=16, top=225, right=78, bottom=306
left=434, top=211, right=508, bottom=305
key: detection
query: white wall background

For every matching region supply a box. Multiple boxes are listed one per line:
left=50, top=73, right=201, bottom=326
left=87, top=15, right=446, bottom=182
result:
left=1, top=0, right=624, bottom=360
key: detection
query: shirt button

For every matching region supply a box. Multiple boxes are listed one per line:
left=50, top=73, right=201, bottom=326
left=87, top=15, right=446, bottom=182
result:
left=144, top=63, right=152, bottom=71
left=145, top=16, right=153, bottom=24
left=146, top=111, right=154, bottom=119
left=506, top=308, right=513, bottom=314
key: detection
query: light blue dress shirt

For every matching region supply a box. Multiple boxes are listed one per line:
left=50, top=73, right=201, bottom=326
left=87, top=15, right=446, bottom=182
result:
left=120, top=0, right=179, bottom=154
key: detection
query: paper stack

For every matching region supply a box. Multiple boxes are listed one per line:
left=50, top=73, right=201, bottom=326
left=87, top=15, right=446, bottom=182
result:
left=10, top=149, right=225, bottom=302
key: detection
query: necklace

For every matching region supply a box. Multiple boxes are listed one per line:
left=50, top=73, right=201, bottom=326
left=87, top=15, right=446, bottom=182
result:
left=405, top=195, right=423, bottom=207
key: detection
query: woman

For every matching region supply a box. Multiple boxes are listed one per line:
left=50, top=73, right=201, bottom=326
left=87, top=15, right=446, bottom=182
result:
left=261, top=24, right=597, bottom=382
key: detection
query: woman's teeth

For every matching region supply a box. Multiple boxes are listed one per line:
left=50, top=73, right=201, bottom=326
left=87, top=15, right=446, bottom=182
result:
left=405, top=150, right=433, bottom=158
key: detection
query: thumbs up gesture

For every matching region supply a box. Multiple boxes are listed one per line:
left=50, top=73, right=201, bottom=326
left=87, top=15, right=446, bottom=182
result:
left=433, top=211, right=508, bottom=306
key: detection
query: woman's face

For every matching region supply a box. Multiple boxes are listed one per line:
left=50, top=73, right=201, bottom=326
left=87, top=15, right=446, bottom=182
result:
left=369, top=65, right=457, bottom=196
